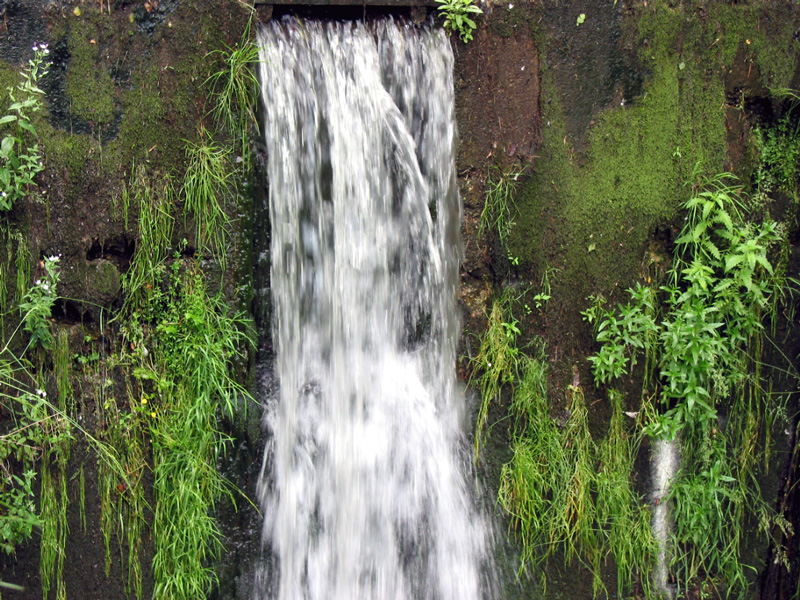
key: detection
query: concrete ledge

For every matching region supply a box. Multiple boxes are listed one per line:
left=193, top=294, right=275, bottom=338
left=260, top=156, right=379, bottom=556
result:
left=254, top=0, right=439, bottom=6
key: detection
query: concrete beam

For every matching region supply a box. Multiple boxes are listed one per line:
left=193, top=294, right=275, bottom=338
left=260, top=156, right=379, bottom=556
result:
left=253, top=0, right=439, bottom=6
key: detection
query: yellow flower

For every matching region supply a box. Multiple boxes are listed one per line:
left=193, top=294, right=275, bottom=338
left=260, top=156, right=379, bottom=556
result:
left=150, top=412, right=156, bottom=418
left=141, top=398, right=148, bottom=405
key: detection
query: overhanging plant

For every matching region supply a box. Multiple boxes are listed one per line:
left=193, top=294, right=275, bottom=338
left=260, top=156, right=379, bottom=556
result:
left=436, top=0, right=483, bottom=43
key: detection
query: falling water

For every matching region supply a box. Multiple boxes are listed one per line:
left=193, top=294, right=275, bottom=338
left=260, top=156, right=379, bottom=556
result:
left=651, top=438, right=680, bottom=599
left=254, top=18, right=489, bottom=600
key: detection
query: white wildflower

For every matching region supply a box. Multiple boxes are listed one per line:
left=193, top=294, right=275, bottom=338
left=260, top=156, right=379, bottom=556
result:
left=35, top=389, right=46, bottom=398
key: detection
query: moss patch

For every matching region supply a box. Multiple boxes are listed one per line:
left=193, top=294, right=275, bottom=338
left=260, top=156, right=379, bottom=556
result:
left=507, top=1, right=800, bottom=302
left=65, top=15, right=116, bottom=129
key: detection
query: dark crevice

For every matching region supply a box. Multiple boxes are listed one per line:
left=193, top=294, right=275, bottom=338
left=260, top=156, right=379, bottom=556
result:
left=52, top=299, right=94, bottom=324
left=85, top=235, right=136, bottom=272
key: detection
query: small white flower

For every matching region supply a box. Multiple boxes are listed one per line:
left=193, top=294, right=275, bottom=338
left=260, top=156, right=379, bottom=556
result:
left=41, top=283, right=50, bottom=292
left=508, top=3, right=513, bottom=8
left=47, top=255, right=60, bottom=262
left=35, top=389, right=46, bottom=398
left=32, top=44, right=39, bottom=52
left=34, top=279, right=41, bottom=286
left=1, top=192, right=7, bottom=198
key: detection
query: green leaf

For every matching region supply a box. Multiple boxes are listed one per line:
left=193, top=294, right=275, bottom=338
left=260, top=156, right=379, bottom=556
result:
left=0, top=136, right=14, bottom=159
left=17, top=120, right=35, bottom=136
left=724, top=254, right=744, bottom=272
left=0, top=115, right=17, bottom=126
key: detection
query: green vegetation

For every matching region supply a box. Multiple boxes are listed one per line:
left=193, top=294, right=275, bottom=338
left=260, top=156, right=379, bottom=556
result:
left=584, top=174, right=791, bottom=596
left=0, top=6, right=258, bottom=595
left=111, top=106, right=255, bottom=597
left=0, top=45, right=48, bottom=211
left=205, top=19, right=260, bottom=163
left=478, top=166, right=525, bottom=266
left=471, top=290, right=523, bottom=460
left=436, top=0, right=482, bottom=43
left=146, top=263, right=253, bottom=598
left=474, top=293, right=655, bottom=598
left=182, top=135, right=234, bottom=267
left=475, top=172, right=790, bottom=595
left=65, top=18, right=115, bottom=129
left=754, top=108, right=800, bottom=202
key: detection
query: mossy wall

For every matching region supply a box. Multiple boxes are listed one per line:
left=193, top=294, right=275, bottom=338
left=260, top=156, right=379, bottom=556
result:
left=0, top=1, right=258, bottom=598
left=0, top=0, right=798, bottom=598
left=456, top=0, right=800, bottom=597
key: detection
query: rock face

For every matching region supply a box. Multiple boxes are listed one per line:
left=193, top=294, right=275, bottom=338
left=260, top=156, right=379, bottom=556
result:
left=0, top=0, right=799, bottom=598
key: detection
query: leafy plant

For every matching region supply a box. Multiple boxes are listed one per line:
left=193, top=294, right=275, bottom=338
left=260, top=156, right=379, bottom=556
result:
left=18, top=254, right=60, bottom=351
left=436, top=0, right=483, bottom=43
left=143, top=262, right=254, bottom=599
left=583, top=173, right=790, bottom=595
left=0, top=44, right=49, bottom=211
left=497, top=354, right=654, bottom=598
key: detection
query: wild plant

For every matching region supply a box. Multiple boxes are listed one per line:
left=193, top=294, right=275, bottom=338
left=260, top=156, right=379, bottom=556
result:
left=182, top=134, right=233, bottom=267
left=498, top=352, right=566, bottom=572
left=123, top=261, right=254, bottom=599
left=478, top=165, right=525, bottom=251
left=122, top=167, right=175, bottom=312
left=205, top=18, right=260, bottom=163
left=0, top=44, right=49, bottom=211
left=754, top=113, right=800, bottom=201
left=584, top=173, right=790, bottom=595
left=471, top=289, right=523, bottom=460
left=594, top=390, right=656, bottom=598
left=436, top=0, right=483, bottom=43
left=18, top=254, right=60, bottom=351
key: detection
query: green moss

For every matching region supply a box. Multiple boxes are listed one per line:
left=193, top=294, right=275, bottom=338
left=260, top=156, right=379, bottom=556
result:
left=42, top=127, right=93, bottom=188
left=106, top=61, right=194, bottom=176
left=488, top=3, right=543, bottom=40
left=509, top=2, right=750, bottom=299
left=0, top=62, right=20, bottom=107
left=65, top=15, right=116, bottom=127
left=709, top=2, right=800, bottom=90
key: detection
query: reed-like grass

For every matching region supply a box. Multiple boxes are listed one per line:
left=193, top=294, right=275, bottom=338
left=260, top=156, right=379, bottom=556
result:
left=145, top=264, right=254, bottom=599
left=205, top=18, right=260, bottom=163
left=182, top=136, right=233, bottom=267
left=471, top=289, right=523, bottom=461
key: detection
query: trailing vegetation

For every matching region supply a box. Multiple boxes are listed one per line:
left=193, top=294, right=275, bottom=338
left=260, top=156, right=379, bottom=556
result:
left=0, top=6, right=260, bottom=596
left=473, top=292, right=655, bottom=598
left=473, top=172, right=794, bottom=598
left=478, top=166, right=526, bottom=267
left=583, top=173, right=792, bottom=597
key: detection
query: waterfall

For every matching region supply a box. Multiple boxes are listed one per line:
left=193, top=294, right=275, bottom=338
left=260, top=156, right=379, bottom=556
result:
left=254, top=18, right=489, bottom=600
left=651, top=438, right=679, bottom=599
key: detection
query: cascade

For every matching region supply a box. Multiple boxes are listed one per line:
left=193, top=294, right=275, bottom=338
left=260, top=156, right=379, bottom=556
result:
left=253, top=17, right=490, bottom=600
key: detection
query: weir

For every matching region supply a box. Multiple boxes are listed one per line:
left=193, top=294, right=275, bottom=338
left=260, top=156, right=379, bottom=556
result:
left=253, top=18, right=490, bottom=600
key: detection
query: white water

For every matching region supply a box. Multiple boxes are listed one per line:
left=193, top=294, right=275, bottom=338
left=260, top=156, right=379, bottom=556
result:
left=254, top=19, right=489, bottom=600
left=651, top=437, right=680, bottom=599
